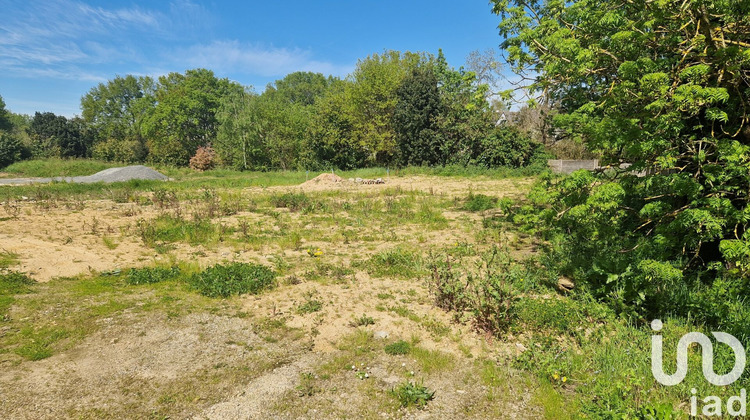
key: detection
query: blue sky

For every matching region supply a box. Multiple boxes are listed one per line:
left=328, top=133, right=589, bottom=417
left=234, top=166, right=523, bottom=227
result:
left=0, top=0, right=505, bottom=117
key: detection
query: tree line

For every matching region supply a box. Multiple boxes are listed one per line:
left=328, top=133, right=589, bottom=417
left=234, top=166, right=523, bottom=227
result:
left=0, top=50, right=544, bottom=170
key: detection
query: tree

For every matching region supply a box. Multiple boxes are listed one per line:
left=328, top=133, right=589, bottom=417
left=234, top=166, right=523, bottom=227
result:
left=0, top=95, right=26, bottom=168
left=348, top=50, right=429, bottom=166
left=433, top=50, right=494, bottom=165
left=215, top=86, right=265, bottom=170
left=493, top=0, right=750, bottom=320
left=81, top=75, right=155, bottom=146
left=393, top=66, right=442, bottom=166
left=28, top=112, right=90, bottom=158
left=0, top=95, right=12, bottom=132
left=306, top=79, right=369, bottom=169
left=270, top=72, right=332, bottom=106
left=143, top=69, right=239, bottom=166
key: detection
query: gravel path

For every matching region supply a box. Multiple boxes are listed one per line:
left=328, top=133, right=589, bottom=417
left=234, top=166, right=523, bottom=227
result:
left=0, top=165, right=168, bottom=185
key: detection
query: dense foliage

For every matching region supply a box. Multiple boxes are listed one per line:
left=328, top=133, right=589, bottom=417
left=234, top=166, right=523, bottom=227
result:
left=494, top=0, right=750, bottom=332
left=0, top=49, right=543, bottom=171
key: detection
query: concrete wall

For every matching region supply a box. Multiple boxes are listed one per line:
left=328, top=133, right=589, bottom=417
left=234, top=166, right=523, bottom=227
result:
left=547, top=159, right=600, bottom=174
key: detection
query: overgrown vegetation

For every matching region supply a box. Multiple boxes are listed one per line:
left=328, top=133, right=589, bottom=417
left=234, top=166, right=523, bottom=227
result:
left=189, top=262, right=276, bottom=298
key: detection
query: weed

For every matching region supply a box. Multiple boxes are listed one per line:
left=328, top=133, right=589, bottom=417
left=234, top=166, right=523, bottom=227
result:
left=391, top=381, right=435, bottom=409
left=126, top=266, right=181, bottom=285
left=190, top=262, right=276, bottom=298
left=349, top=314, right=375, bottom=327
left=296, top=372, right=321, bottom=397
left=297, top=297, right=323, bottom=315
left=270, top=192, right=310, bottom=212
left=384, top=340, right=411, bottom=355
left=102, top=236, right=119, bottom=250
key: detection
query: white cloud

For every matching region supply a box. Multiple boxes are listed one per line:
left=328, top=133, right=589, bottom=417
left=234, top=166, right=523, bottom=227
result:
left=0, top=0, right=163, bottom=81
left=177, top=40, right=353, bottom=78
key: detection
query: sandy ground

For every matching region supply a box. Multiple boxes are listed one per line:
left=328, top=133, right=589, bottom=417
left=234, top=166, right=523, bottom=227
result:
left=0, top=175, right=540, bottom=419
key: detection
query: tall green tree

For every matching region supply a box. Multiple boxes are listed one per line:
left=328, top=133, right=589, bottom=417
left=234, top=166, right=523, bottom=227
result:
left=28, top=112, right=90, bottom=158
left=269, top=71, right=332, bottom=106
left=143, top=69, right=238, bottom=166
left=493, top=0, right=750, bottom=320
left=349, top=50, right=429, bottom=165
left=393, top=66, right=442, bottom=166
left=0, top=95, right=26, bottom=168
left=0, top=95, right=12, bottom=132
left=80, top=75, right=155, bottom=145
left=306, top=79, right=368, bottom=169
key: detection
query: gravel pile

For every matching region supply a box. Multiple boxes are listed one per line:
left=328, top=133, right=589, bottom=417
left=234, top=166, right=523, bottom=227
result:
left=0, top=165, right=169, bottom=185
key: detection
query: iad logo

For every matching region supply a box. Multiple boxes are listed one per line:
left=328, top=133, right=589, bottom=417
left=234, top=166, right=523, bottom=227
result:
left=650, top=319, right=746, bottom=386
left=651, top=319, right=748, bottom=417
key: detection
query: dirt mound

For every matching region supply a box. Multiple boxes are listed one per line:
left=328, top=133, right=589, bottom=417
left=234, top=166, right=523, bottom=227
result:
left=300, top=172, right=343, bottom=187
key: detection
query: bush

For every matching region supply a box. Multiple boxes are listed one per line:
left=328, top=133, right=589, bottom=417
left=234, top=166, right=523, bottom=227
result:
left=384, top=340, right=411, bottom=355
left=189, top=145, right=216, bottom=171
left=190, top=262, right=276, bottom=298
left=476, top=126, right=542, bottom=168
left=428, top=247, right=518, bottom=334
left=463, top=192, right=498, bottom=212
left=126, top=266, right=181, bottom=285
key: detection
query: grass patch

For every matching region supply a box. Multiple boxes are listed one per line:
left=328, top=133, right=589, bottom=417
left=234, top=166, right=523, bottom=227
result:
left=361, top=247, right=423, bottom=279
left=14, top=326, right=70, bottom=361
left=384, top=340, right=411, bottom=355
left=190, top=262, right=276, bottom=298
left=411, top=346, right=455, bottom=373
left=0, top=271, right=35, bottom=295
left=2, top=158, right=118, bottom=177
left=0, top=250, right=20, bottom=269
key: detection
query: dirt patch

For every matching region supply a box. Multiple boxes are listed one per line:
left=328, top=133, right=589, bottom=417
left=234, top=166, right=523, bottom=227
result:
left=300, top=172, right=344, bottom=187
left=0, top=312, right=310, bottom=419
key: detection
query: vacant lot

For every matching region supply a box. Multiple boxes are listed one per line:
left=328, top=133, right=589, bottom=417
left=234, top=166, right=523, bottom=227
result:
left=1, top=171, right=576, bottom=419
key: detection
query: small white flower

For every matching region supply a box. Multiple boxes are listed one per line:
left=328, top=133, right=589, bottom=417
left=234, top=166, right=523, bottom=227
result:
left=351, top=365, right=356, bottom=370
left=401, top=363, right=406, bottom=367
left=364, top=373, right=369, bottom=378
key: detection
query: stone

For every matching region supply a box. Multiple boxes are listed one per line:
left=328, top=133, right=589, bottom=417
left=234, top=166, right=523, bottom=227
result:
left=557, top=276, right=575, bottom=292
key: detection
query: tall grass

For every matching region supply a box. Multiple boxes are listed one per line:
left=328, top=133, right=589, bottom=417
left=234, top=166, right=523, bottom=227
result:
left=2, top=158, right=119, bottom=177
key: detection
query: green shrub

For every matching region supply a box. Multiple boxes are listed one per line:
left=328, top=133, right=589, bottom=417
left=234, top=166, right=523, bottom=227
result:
left=463, top=192, right=498, bottom=212
left=391, top=381, right=435, bottom=408
left=190, top=262, right=276, bottom=298
left=126, top=266, right=181, bottom=285
left=384, top=340, right=411, bottom=355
